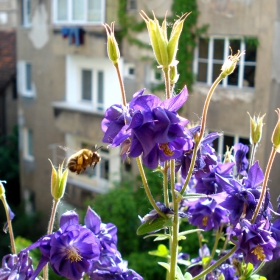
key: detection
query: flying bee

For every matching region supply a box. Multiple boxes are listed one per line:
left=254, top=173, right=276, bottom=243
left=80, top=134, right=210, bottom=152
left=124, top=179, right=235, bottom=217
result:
left=66, top=146, right=102, bottom=174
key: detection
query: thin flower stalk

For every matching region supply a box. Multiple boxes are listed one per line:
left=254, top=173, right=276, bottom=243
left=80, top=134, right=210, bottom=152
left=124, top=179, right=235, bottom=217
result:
left=251, top=147, right=277, bottom=223
left=249, top=142, right=258, bottom=168
left=163, top=162, right=169, bottom=207
left=163, top=67, right=171, bottom=99
left=136, top=157, right=167, bottom=219
left=115, top=63, right=127, bottom=108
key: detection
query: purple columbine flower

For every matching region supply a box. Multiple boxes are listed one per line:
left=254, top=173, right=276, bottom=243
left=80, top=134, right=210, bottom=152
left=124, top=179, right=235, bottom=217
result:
left=232, top=219, right=276, bottom=265
left=0, top=251, right=37, bottom=280
left=271, top=218, right=280, bottom=260
left=187, top=198, right=229, bottom=231
left=102, top=87, right=192, bottom=169
left=234, top=143, right=249, bottom=176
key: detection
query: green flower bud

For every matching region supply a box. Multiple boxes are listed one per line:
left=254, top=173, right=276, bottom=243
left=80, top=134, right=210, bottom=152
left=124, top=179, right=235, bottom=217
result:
left=140, top=11, right=190, bottom=68
left=272, top=108, right=280, bottom=152
left=104, top=22, right=120, bottom=65
left=167, top=12, right=190, bottom=65
left=170, top=62, right=179, bottom=85
left=49, top=159, right=68, bottom=200
left=247, top=112, right=265, bottom=145
left=221, top=47, right=245, bottom=79
left=0, top=180, right=6, bottom=198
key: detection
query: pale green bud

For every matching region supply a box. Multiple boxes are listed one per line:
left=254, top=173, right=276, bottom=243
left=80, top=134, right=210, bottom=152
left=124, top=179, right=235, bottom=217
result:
left=272, top=108, right=280, bottom=152
left=248, top=112, right=265, bottom=145
left=170, top=62, right=179, bottom=85
left=49, top=160, right=68, bottom=200
left=167, top=12, right=190, bottom=65
left=104, top=22, right=120, bottom=65
left=221, top=47, right=245, bottom=79
left=0, top=180, right=6, bottom=198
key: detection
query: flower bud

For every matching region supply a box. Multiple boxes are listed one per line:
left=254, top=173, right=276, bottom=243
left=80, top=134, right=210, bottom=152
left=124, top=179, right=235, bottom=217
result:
left=272, top=108, right=280, bottom=152
left=170, top=62, right=179, bottom=85
left=247, top=112, right=265, bottom=145
left=167, top=12, right=190, bottom=65
left=221, top=47, right=245, bottom=79
left=0, top=180, right=6, bottom=198
left=104, top=22, right=120, bottom=65
left=49, top=160, right=68, bottom=200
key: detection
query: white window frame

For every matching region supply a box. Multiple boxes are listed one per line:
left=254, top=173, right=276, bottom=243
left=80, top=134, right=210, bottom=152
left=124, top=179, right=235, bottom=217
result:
left=52, top=0, right=105, bottom=25
left=124, top=63, right=135, bottom=79
left=65, top=134, right=120, bottom=189
left=23, top=127, right=34, bottom=161
left=17, top=61, right=35, bottom=98
left=194, top=36, right=257, bottom=89
left=150, top=68, right=164, bottom=84
left=22, top=0, right=31, bottom=27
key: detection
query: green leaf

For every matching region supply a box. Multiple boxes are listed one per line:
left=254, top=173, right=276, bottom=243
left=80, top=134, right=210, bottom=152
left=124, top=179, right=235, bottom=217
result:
left=177, top=259, right=191, bottom=266
left=179, top=228, right=204, bottom=236
left=143, top=233, right=171, bottom=241
left=202, top=256, right=211, bottom=266
left=184, top=272, right=193, bottom=280
left=149, top=244, right=169, bottom=257
left=249, top=275, right=267, bottom=280
left=158, top=262, right=170, bottom=271
left=218, top=273, right=225, bottom=280
left=175, top=265, right=185, bottom=280
left=183, top=193, right=208, bottom=199
left=137, top=216, right=172, bottom=235
left=245, top=263, right=254, bottom=276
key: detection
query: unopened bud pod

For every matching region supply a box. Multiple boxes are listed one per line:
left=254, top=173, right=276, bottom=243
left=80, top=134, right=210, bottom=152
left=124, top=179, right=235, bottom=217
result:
left=49, top=160, right=68, bottom=200
left=104, top=23, right=120, bottom=65
left=221, top=48, right=245, bottom=79
left=248, top=112, right=265, bottom=145
left=170, top=62, right=179, bottom=85
left=167, top=12, right=190, bottom=65
left=272, top=108, right=280, bottom=152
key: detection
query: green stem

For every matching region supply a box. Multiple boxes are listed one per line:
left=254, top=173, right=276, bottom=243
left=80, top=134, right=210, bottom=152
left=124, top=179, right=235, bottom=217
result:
left=114, top=63, right=127, bottom=107
left=169, top=159, right=179, bottom=280
left=1, top=195, right=16, bottom=255
left=193, top=246, right=237, bottom=280
left=136, top=157, right=167, bottom=219
left=251, top=147, right=277, bottom=223
left=249, top=143, right=258, bottom=168
left=253, top=261, right=266, bottom=275
left=43, top=199, right=60, bottom=280
left=210, top=227, right=222, bottom=260
left=163, top=67, right=171, bottom=99
left=180, top=75, right=223, bottom=195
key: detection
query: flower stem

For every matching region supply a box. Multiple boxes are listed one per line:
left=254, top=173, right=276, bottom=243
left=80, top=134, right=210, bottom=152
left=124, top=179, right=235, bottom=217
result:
left=249, top=143, right=258, bottom=168
left=251, top=147, right=277, bottom=223
left=0, top=196, right=16, bottom=254
left=163, top=161, right=169, bottom=207
left=163, top=67, right=171, bottom=99
left=169, top=159, right=179, bottom=280
left=192, top=246, right=237, bottom=280
left=114, top=63, right=127, bottom=107
left=43, top=198, right=60, bottom=280
left=136, top=157, right=167, bottom=219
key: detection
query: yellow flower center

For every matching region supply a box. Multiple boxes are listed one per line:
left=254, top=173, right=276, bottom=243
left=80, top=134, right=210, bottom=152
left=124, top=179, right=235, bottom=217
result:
left=251, top=245, right=266, bottom=261
left=65, top=246, right=83, bottom=263
left=202, top=216, right=208, bottom=226
left=159, top=143, right=174, bottom=156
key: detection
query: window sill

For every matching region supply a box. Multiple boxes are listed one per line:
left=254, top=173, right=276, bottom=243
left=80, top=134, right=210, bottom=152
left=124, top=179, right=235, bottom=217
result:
left=67, top=175, right=110, bottom=194
left=193, top=82, right=255, bottom=102
left=52, top=101, right=104, bottom=116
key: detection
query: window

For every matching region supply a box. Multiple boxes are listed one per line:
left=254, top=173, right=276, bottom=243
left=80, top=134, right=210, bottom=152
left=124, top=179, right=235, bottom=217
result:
left=128, top=0, right=137, bottom=10
left=124, top=63, right=135, bottom=79
left=195, top=37, right=257, bottom=88
left=23, top=128, right=34, bottom=161
left=150, top=68, right=164, bottom=83
left=22, top=0, right=31, bottom=27
left=211, top=132, right=250, bottom=161
left=80, top=68, right=104, bottom=110
left=53, top=0, right=105, bottom=25
left=17, top=61, right=34, bottom=97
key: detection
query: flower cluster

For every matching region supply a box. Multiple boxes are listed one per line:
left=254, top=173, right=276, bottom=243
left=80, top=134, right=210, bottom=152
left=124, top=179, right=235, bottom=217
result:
left=0, top=207, right=142, bottom=280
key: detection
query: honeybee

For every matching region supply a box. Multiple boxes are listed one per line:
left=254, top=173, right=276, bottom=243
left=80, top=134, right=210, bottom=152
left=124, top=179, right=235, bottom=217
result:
left=67, top=146, right=102, bottom=174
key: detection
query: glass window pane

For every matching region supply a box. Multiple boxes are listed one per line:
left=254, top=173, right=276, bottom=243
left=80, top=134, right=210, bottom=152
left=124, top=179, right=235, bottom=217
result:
left=228, top=64, right=239, bottom=86
left=26, top=63, right=32, bottom=91
left=212, top=63, right=223, bottom=83
left=223, top=135, right=234, bottom=156
left=213, top=39, right=224, bottom=60
left=129, top=0, right=137, bottom=10
left=100, top=159, right=109, bottom=179
left=57, top=0, right=68, bottom=20
left=88, top=0, right=102, bottom=22
left=97, top=71, right=104, bottom=108
left=197, top=62, right=207, bottom=82
left=245, top=43, right=257, bottom=62
left=198, top=38, right=209, bottom=59
left=82, top=69, right=92, bottom=100
left=28, top=130, right=34, bottom=156
left=73, top=0, right=85, bottom=20
left=243, top=66, right=255, bottom=87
